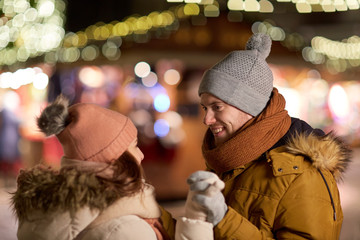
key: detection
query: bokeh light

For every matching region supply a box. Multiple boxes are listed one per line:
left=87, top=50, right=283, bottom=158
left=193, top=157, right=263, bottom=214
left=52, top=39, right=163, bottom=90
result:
left=328, top=84, right=350, bottom=120
left=32, top=72, right=49, bottom=90
left=134, top=61, right=151, bottom=78
left=164, top=69, right=181, bottom=85
left=154, top=93, right=170, bottom=112
left=142, top=71, right=158, bottom=87
left=81, top=45, right=99, bottom=61
left=129, top=109, right=152, bottom=127
left=0, top=0, right=66, bottom=66
left=78, top=66, right=105, bottom=88
left=154, top=119, right=170, bottom=137
left=277, top=87, right=301, bottom=118
left=2, top=90, right=21, bottom=111
left=162, top=111, right=183, bottom=128
left=0, top=67, right=48, bottom=89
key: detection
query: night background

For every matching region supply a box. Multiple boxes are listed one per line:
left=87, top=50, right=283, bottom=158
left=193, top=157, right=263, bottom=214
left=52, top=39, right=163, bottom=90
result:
left=1, top=0, right=360, bottom=239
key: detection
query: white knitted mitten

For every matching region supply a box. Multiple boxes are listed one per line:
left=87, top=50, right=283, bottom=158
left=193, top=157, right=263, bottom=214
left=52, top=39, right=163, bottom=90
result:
left=184, top=171, right=226, bottom=224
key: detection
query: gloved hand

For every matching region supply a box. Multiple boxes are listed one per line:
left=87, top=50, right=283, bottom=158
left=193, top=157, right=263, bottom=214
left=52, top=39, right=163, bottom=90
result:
left=184, top=170, right=227, bottom=226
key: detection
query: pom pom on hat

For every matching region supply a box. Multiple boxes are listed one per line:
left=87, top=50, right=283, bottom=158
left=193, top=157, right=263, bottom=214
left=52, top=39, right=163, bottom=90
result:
left=37, top=95, right=69, bottom=136
left=37, top=95, right=137, bottom=163
left=245, top=33, right=271, bottom=59
left=198, top=33, right=274, bottom=117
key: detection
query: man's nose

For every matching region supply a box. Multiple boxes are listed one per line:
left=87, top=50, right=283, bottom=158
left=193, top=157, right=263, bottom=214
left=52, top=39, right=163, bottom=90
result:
left=203, top=111, right=216, bottom=125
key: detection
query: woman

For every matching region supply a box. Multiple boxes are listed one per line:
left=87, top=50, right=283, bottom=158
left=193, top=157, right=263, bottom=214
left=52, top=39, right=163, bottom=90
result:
left=11, top=95, right=215, bottom=240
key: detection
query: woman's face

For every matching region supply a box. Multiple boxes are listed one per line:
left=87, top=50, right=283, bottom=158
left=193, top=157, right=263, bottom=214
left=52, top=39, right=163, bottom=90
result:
left=127, top=138, right=144, bottom=163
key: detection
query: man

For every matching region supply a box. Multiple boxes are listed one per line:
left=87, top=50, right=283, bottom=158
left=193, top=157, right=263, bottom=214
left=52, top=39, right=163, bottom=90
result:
left=187, top=33, right=351, bottom=239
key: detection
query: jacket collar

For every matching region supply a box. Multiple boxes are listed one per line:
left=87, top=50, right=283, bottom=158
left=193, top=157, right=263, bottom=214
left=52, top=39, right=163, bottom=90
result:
left=85, top=183, right=161, bottom=229
left=284, top=131, right=351, bottom=181
left=12, top=159, right=157, bottom=221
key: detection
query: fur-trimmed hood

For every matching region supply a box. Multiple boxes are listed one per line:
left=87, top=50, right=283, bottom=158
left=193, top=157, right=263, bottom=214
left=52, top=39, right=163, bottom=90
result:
left=12, top=165, right=163, bottom=240
left=11, top=165, right=154, bottom=221
left=285, top=132, right=351, bottom=181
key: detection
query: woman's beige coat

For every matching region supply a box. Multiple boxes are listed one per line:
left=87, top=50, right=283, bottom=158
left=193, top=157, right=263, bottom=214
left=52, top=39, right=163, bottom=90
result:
left=12, top=163, right=212, bottom=240
left=13, top=167, right=162, bottom=240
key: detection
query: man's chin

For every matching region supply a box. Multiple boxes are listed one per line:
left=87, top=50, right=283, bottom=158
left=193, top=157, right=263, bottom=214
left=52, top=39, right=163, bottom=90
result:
left=214, top=137, right=227, bottom=147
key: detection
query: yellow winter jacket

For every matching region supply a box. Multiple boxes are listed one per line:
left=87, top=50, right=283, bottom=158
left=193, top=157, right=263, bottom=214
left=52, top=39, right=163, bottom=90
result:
left=214, top=133, right=350, bottom=240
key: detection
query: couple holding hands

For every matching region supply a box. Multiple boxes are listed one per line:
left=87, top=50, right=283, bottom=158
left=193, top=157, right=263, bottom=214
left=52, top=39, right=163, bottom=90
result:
left=12, top=33, right=350, bottom=240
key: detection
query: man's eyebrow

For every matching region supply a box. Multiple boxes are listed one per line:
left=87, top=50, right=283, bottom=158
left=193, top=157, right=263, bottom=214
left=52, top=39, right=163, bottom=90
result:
left=201, top=101, right=224, bottom=106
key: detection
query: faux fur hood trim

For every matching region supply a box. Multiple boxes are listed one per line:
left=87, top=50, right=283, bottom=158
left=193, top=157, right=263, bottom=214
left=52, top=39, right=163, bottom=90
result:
left=86, top=185, right=161, bottom=229
left=285, top=132, right=351, bottom=181
left=11, top=165, right=144, bottom=221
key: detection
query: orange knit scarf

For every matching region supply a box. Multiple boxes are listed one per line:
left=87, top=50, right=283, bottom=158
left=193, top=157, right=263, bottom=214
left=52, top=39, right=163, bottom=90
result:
left=202, top=88, right=291, bottom=174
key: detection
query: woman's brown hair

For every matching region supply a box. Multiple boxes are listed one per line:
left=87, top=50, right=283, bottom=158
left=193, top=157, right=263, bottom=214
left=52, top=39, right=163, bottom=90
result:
left=98, top=151, right=145, bottom=198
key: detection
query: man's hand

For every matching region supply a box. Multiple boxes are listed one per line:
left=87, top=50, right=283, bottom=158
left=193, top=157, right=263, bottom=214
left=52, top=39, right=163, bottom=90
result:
left=185, top=171, right=227, bottom=226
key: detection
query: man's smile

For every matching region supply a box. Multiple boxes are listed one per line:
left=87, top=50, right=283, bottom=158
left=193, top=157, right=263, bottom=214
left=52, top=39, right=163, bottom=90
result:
left=211, top=127, right=225, bottom=135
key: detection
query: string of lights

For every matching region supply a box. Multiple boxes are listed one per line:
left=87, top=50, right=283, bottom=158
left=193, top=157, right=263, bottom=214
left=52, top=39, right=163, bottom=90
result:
left=0, top=0, right=360, bottom=80
left=0, top=0, right=66, bottom=66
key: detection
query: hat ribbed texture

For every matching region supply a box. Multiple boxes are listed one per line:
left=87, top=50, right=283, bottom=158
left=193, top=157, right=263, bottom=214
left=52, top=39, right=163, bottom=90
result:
left=198, top=33, right=273, bottom=116
left=57, top=103, right=137, bottom=163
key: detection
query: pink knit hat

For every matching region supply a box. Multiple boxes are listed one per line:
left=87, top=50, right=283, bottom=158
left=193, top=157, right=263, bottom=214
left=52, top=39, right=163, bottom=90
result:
left=37, top=95, right=137, bottom=163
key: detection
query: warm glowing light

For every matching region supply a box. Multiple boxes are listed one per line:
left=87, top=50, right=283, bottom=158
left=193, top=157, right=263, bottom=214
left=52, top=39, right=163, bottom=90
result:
left=0, top=72, right=13, bottom=88
left=259, top=0, right=274, bottom=12
left=201, top=0, right=215, bottom=3
left=0, top=26, right=11, bottom=48
left=17, top=47, right=30, bottom=62
left=346, top=0, right=359, bottom=9
left=2, top=91, right=21, bottom=111
left=302, top=46, right=325, bottom=64
left=162, top=111, right=183, bottom=128
left=296, top=1, right=312, bottom=13
left=0, top=0, right=66, bottom=66
left=59, top=47, right=80, bottom=63
left=204, top=5, right=220, bottom=16
left=37, top=0, right=55, bottom=17
left=14, top=0, right=30, bottom=13
left=0, top=67, right=49, bottom=89
left=24, top=8, right=38, bottom=21
left=142, top=72, right=158, bottom=87
left=228, top=0, right=244, bottom=10
left=184, top=3, right=200, bottom=15
left=102, top=41, right=120, bottom=60
left=311, top=36, right=360, bottom=60
left=277, top=87, right=301, bottom=118
left=321, top=2, right=336, bottom=12
left=308, top=78, right=329, bottom=106
left=113, top=22, right=130, bottom=36
left=74, top=32, right=88, bottom=47
left=78, top=66, right=105, bottom=88
left=185, top=0, right=201, bottom=3
left=134, top=61, right=151, bottom=78
left=129, top=109, right=152, bottom=126
left=33, top=72, right=49, bottom=89
left=328, top=84, right=350, bottom=119
left=81, top=45, right=99, bottom=61
left=244, top=0, right=260, bottom=11
left=164, top=69, right=181, bottom=85
left=268, top=27, right=285, bottom=41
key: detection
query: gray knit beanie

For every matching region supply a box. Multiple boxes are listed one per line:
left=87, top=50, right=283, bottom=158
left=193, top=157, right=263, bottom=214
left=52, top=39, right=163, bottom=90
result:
left=198, top=33, right=273, bottom=116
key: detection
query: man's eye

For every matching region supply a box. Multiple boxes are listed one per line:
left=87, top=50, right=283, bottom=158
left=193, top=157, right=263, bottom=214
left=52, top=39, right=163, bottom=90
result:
left=202, top=106, right=207, bottom=111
